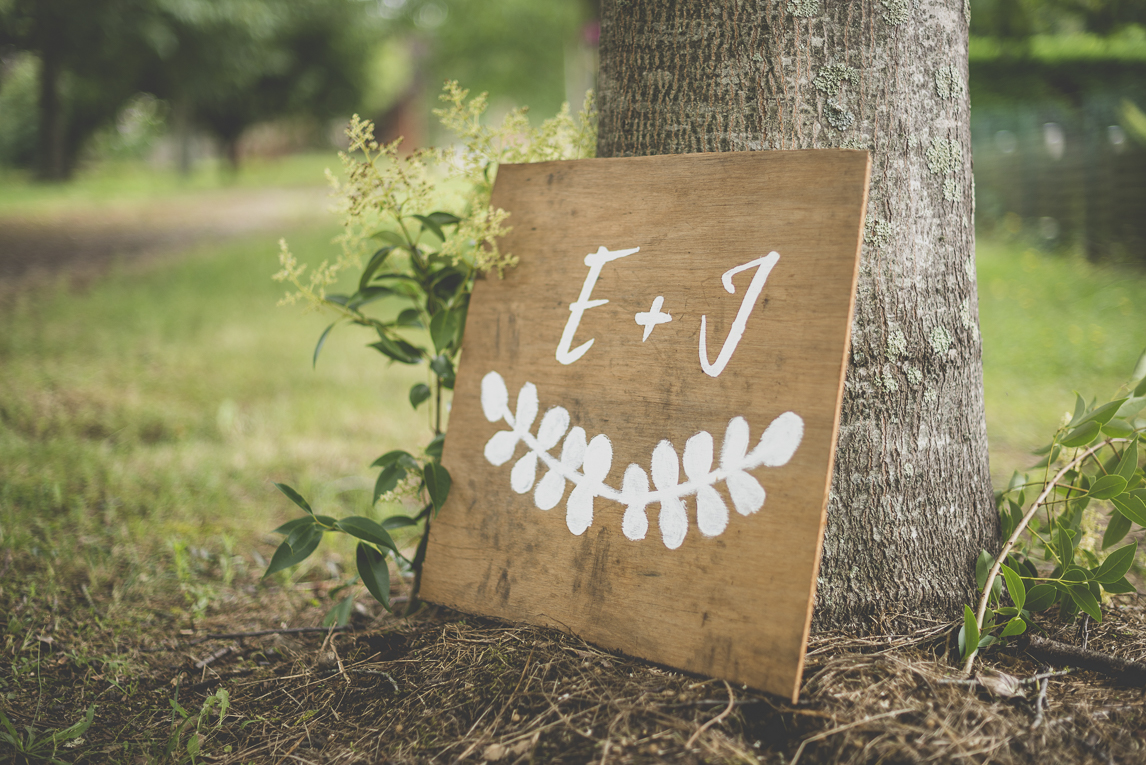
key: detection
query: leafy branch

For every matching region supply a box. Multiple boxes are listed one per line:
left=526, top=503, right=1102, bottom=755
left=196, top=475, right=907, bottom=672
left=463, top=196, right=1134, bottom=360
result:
left=960, top=364, right=1146, bottom=673
left=262, top=83, right=596, bottom=623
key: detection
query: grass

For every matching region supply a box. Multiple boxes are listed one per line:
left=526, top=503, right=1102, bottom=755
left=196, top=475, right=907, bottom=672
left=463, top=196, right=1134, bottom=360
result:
left=977, top=237, right=1146, bottom=482
left=0, top=222, right=431, bottom=608
left=0, top=152, right=339, bottom=217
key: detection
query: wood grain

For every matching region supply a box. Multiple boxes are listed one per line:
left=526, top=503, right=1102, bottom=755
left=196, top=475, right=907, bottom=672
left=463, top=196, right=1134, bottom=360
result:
left=421, top=150, right=870, bottom=702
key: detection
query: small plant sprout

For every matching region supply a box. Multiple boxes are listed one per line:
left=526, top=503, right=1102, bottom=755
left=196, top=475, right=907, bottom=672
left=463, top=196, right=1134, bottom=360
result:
left=961, top=355, right=1146, bottom=673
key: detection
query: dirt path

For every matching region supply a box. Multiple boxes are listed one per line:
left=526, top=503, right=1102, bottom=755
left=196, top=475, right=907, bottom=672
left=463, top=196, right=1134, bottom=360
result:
left=0, top=185, right=332, bottom=284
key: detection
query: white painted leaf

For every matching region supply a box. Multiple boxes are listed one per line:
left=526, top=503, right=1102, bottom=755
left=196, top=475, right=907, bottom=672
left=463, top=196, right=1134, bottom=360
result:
left=566, top=485, right=594, bottom=535
left=726, top=470, right=765, bottom=515
left=683, top=431, right=714, bottom=482
left=753, top=412, right=804, bottom=467
left=696, top=485, right=729, bottom=537
left=651, top=440, right=679, bottom=490
left=623, top=504, right=649, bottom=540
left=480, top=371, right=508, bottom=423
left=720, top=417, right=750, bottom=469
left=621, top=463, right=650, bottom=541
left=659, top=497, right=688, bottom=550
left=510, top=450, right=538, bottom=494
left=514, top=382, right=539, bottom=433
left=583, top=434, right=613, bottom=481
left=484, top=430, right=519, bottom=466
left=534, top=469, right=565, bottom=510
left=560, top=426, right=587, bottom=469
left=536, top=407, right=570, bottom=450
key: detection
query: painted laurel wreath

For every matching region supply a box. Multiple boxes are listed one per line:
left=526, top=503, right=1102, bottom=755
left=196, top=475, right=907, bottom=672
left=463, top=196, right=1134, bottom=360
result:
left=479, top=371, right=805, bottom=550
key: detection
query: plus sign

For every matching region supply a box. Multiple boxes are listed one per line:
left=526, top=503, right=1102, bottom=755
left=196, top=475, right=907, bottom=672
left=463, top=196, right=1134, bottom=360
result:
left=635, top=295, right=672, bottom=341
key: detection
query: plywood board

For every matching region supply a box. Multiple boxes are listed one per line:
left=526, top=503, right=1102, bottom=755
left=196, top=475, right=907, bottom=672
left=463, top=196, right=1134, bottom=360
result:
left=420, top=150, right=870, bottom=702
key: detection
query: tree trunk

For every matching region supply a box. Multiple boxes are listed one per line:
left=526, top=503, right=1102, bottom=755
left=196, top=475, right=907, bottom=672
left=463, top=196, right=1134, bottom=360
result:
left=596, top=0, right=997, bottom=631
left=36, top=39, right=67, bottom=181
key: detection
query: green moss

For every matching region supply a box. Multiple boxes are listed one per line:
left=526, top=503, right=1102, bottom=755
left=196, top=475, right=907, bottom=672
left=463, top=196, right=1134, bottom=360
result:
left=926, top=137, right=963, bottom=175
left=786, top=0, right=821, bottom=18
left=864, top=218, right=892, bottom=248
left=934, top=66, right=965, bottom=100
left=881, top=0, right=911, bottom=25
left=887, top=329, right=908, bottom=358
left=929, top=325, right=953, bottom=355
left=906, top=366, right=923, bottom=386
left=825, top=98, right=855, bottom=130
left=814, top=64, right=859, bottom=94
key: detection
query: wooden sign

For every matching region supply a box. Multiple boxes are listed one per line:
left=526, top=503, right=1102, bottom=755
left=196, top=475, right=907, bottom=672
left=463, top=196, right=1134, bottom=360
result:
left=421, top=150, right=870, bottom=702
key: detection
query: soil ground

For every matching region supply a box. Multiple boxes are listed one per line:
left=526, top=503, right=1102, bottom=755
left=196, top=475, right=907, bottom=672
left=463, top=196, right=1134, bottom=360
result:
left=2, top=193, right=1144, bottom=764
left=0, top=186, right=329, bottom=288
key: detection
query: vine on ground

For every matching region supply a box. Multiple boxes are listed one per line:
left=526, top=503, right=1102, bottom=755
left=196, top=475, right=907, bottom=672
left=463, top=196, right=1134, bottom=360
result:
left=961, top=356, right=1146, bottom=672
left=263, top=82, right=596, bottom=623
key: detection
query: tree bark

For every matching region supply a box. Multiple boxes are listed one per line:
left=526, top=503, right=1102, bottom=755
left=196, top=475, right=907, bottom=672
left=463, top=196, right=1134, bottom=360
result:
left=36, top=34, right=67, bottom=181
left=596, top=0, right=997, bottom=631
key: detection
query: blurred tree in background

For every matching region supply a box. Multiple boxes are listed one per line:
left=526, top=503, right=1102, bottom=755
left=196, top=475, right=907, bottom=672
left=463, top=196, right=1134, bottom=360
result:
left=968, top=0, right=1146, bottom=264
left=0, top=0, right=593, bottom=180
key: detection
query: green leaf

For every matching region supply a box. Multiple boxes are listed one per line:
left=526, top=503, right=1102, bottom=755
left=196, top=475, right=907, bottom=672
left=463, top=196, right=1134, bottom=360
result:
left=285, top=520, right=317, bottom=552
left=313, top=322, right=337, bottom=369
left=430, top=308, right=461, bottom=354
left=394, top=308, right=424, bottom=328
left=369, top=335, right=422, bottom=365
left=187, top=732, right=201, bottom=758
left=424, top=432, right=445, bottom=460
left=1088, top=474, right=1128, bottom=500
left=1032, top=445, right=1062, bottom=468
left=430, top=354, right=455, bottom=385
left=372, top=450, right=415, bottom=468
left=336, top=516, right=399, bottom=553
left=272, top=517, right=314, bottom=535
left=1068, top=584, right=1102, bottom=622
left=409, top=383, right=432, bottom=410
left=1102, top=419, right=1135, bottom=438
left=1055, top=527, right=1075, bottom=568
left=359, top=247, right=395, bottom=292
left=323, top=594, right=354, bottom=628
left=1076, top=399, right=1129, bottom=428
left=1001, top=617, right=1027, bottom=638
left=1001, top=564, right=1025, bottom=610
left=1093, top=541, right=1138, bottom=584
left=371, top=230, right=408, bottom=249
left=960, top=604, right=980, bottom=662
left=1111, top=493, right=1146, bottom=526
left=49, top=705, right=95, bottom=745
left=324, top=293, right=351, bottom=307
left=1103, top=510, right=1133, bottom=549
left=1060, top=420, right=1101, bottom=448
left=347, top=286, right=396, bottom=310
left=1062, top=566, right=1088, bottom=583
left=1135, top=375, right=1146, bottom=398
left=1100, top=576, right=1137, bottom=594
left=1071, top=392, right=1087, bottom=424
left=263, top=527, right=321, bottom=577
left=975, top=550, right=993, bottom=590
left=1115, top=439, right=1139, bottom=482
left=424, top=462, right=452, bottom=514
left=373, top=463, right=407, bottom=503
left=382, top=515, right=418, bottom=530
left=275, top=483, right=314, bottom=516
left=356, top=543, right=391, bottom=611
left=425, top=211, right=461, bottom=226
left=413, top=214, right=446, bottom=242
left=1024, top=583, right=1058, bottom=612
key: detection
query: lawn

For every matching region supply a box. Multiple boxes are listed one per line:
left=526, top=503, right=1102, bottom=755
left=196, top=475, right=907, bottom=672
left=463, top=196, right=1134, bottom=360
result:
left=1, top=163, right=1144, bottom=761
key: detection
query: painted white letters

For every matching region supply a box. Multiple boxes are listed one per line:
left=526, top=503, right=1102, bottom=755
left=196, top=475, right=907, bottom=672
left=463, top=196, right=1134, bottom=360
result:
left=699, top=252, right=780, bottom=378
left=555, top=245, right=640, bottom=365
